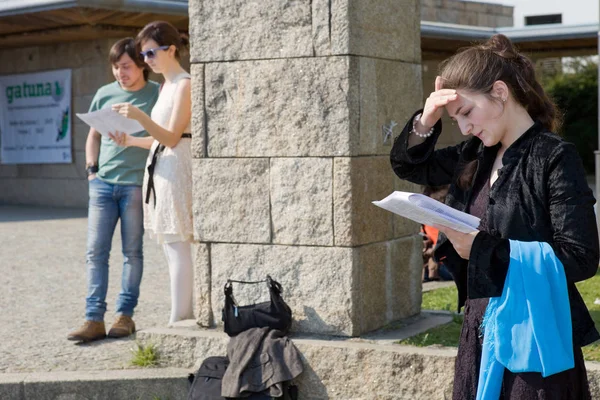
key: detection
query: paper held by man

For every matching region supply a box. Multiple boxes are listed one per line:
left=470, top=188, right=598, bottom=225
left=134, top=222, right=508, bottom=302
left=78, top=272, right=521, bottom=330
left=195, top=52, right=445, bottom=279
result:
left=76, top=108, right=143, bottom=137
left=373, top=191, right=480, bottom=233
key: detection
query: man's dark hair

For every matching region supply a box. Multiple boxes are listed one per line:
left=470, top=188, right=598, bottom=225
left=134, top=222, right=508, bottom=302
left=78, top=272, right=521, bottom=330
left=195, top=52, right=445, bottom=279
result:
left=109, top=37, right=149, bottom=81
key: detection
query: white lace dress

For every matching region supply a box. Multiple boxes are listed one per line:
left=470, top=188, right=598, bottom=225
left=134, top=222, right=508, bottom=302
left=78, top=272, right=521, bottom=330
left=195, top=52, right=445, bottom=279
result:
left=143, top=72, right=193, bottom=244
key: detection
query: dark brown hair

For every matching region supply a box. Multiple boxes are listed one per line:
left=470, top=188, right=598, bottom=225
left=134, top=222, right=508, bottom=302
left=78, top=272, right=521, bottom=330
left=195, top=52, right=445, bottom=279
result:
left=109, top=38, right=149, bottom=81
left=423, top=185, right=450, bottom=203
left=135, top=21, right=188, bottom=60
left=439, top=34, right=561, bottom=189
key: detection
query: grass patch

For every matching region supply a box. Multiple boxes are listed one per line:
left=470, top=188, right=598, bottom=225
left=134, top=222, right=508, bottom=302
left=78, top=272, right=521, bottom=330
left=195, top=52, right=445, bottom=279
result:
left=422, top=286, right=458, bottom=312
left=130, top=342, right=159, bottom=367
left=575, top=271, right=600, bottom=361
left=398, top=314, right=463, bottom=347
left=397, top=270, right=600, bottom=361
left=582, top=343, right=600, bottom=361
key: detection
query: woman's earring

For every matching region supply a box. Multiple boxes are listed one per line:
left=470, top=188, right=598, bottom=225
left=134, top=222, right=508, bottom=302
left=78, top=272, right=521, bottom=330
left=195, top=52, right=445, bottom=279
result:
left=502, top=98, right=507, bottom=103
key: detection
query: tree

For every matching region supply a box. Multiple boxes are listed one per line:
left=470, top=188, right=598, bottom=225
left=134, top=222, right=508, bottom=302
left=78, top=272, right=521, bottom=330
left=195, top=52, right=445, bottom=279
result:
left=543, top=58, right=598, bottom=175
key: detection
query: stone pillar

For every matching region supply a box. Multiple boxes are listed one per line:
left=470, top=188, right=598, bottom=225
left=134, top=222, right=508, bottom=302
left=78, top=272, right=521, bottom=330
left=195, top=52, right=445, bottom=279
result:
left=190, top=0, right=423, bottom=336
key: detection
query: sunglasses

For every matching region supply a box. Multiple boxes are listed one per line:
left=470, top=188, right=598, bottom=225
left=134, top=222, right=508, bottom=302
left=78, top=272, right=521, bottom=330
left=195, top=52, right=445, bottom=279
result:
left=140, top=45, right=170, bottom=59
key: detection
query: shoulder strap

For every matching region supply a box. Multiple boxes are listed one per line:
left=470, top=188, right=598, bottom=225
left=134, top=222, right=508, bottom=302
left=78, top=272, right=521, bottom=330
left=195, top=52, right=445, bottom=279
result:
left=223, top=275, right=281, bottom=297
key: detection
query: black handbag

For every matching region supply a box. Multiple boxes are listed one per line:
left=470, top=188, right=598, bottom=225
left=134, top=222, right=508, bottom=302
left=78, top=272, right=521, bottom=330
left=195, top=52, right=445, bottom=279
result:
left=222, top=275, right=292, bottom=337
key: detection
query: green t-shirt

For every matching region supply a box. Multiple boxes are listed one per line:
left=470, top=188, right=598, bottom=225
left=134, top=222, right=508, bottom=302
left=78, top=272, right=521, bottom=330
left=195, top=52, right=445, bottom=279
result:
left=89, top=80, right=160, bottom=186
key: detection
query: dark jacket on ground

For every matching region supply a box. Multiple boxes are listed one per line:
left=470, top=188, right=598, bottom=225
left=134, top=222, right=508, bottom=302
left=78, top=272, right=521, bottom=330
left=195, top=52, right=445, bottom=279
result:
left=221, top=327, right=303, bottom=398
left=390, top=111, right=600, bottom=347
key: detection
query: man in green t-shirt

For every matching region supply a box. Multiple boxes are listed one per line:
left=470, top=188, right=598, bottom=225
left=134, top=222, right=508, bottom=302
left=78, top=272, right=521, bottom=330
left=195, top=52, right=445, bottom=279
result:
left=68, top=38, right=159, bottom=342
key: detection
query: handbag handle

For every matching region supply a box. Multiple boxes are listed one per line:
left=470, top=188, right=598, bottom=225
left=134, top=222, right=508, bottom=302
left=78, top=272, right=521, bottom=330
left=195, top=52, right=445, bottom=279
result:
left=223, top=275, right=281, bottom=297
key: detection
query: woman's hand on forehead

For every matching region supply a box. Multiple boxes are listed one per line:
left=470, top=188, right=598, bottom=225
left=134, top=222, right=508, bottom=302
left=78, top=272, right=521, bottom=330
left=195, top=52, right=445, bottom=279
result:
left=435, top=76, right=444, bottom=91
left=419, top=76, right=458, bottom=129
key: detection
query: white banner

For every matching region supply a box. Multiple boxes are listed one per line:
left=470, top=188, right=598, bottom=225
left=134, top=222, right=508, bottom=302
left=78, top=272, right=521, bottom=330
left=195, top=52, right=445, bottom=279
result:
left=0, top=69, right=72, bottom=164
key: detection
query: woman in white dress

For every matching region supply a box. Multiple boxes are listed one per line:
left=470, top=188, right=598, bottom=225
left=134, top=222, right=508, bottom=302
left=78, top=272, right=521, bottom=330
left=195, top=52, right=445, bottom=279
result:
left=110, top=20, right=194, bottom=325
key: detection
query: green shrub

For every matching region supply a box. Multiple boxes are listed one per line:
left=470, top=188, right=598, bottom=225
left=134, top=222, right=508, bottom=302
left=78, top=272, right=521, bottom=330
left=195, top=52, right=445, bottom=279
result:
left=130, top=342, right=159, bottom=367
left=543, top=58, right=598, bottom=174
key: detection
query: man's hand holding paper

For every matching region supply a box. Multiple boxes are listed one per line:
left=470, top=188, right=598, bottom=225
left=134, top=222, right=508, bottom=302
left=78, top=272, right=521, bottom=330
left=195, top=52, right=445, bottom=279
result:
left=108, top=131, right=129, bottom=147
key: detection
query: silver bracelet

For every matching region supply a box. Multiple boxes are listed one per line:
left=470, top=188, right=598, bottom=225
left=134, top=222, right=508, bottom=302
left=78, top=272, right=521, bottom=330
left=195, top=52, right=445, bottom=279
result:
left=411, top=113, right=435, bottom=138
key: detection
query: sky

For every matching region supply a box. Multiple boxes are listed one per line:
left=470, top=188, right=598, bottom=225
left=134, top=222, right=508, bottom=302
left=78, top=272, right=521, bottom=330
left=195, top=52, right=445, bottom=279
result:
left=465, top=0, right=599, bottom=27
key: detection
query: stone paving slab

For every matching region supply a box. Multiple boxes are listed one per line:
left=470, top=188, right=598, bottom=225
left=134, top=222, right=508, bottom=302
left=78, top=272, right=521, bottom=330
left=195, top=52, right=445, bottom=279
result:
left=0, top=368, right=190, bottom=400
left=137, top=325, right=600, bottom=399
left=361, top=311, right=454, bottom=345
left=138, top=325, right=460, bottom=399
left=0, top=206, right=172, bottom=373
left=422, top=280, right=455, bottom=293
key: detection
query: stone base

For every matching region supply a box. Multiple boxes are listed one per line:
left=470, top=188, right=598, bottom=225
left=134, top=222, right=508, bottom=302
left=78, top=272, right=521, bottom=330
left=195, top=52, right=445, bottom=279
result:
left=138, top=319, right=600, bottom=399
left=139, top=316, right=459, bottom=400
left=0, top=369, right=190, bottom=400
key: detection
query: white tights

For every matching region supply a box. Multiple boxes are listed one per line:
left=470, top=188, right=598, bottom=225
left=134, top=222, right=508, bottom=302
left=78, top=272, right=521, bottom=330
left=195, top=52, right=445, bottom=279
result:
left=162, top=240, right=194, bottom=325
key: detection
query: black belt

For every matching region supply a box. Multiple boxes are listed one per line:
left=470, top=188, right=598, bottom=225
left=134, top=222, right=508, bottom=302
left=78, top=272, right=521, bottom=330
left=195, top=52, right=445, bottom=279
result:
left=145, top=133, right=192, bottom=207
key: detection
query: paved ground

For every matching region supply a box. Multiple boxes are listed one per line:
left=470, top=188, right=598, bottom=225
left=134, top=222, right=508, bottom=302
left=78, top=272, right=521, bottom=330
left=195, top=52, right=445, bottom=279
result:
left=422, top=279, right=455, bottom=293
left=0, top=205, right=172, bottom=373
left=0, top=205, right=457, bottom=376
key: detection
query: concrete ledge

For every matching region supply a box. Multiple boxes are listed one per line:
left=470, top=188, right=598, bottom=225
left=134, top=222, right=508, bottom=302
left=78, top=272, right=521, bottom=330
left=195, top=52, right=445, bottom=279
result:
left=138, top=323, right=458, bottom=399
left=137, top=322, right=600, bottom=399
left=0, top=368, right=191, bottom=400
left=4, top=319, right=600, bottom=399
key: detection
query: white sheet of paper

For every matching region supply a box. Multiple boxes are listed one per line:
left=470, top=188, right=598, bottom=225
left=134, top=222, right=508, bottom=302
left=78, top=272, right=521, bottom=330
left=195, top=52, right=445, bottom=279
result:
left=76, top=108, right=144, bottom=137
left=373, top=191, right=480, bottom=233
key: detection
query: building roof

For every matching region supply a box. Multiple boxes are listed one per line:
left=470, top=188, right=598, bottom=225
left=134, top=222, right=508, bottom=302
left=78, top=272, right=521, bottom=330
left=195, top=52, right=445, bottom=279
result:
left=0, top=1, right=597, bottom=56
left=0, top=0, right=189, bottom=48
left=421, top=21, right=599, bottom=57
left=422, top=21, right=598, bottom=42
left=0, top=0, right=188, bottom=17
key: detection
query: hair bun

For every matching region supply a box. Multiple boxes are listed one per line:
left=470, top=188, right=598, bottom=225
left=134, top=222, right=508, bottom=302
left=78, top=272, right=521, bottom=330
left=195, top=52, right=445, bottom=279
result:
left=180, top=33, right=189, bottom=47
left=482, top=34, right=519, bottom=60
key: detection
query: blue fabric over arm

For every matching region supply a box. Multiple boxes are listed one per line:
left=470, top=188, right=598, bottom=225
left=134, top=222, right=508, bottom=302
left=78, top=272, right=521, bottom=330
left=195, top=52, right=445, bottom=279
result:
left=476, top=240, right=574, bottom=400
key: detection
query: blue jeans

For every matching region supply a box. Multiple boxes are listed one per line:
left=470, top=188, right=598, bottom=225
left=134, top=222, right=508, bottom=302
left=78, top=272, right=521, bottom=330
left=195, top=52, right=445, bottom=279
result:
left=85, top=178, right=144, bottom=321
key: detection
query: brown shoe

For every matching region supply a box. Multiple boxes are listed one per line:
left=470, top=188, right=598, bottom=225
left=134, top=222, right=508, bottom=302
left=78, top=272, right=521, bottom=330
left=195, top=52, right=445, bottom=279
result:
left=107, top=315, right=136, bottom=338
left=67, top=320, right=106, bottom=342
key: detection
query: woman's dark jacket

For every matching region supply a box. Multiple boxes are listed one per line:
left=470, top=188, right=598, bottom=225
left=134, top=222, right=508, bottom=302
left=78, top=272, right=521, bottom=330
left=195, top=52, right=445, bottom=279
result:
left=391, top=111, right=600, bottom=347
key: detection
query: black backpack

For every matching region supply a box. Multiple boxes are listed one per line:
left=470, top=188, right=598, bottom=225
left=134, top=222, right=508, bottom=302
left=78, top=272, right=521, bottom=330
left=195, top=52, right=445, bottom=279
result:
left=188, top=356, right=298, bottom=400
